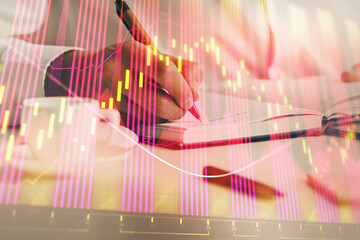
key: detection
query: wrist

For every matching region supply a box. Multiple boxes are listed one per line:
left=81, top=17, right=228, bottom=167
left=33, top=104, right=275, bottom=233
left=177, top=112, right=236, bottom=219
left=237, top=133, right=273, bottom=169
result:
left=44, top=50, right=76, bottom=96
left=45, top=49, right=111, bottom=97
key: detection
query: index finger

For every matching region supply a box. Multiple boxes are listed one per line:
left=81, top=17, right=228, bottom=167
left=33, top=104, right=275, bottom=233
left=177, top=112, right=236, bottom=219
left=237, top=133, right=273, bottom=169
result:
left=122, top=41, right=194, bottom=110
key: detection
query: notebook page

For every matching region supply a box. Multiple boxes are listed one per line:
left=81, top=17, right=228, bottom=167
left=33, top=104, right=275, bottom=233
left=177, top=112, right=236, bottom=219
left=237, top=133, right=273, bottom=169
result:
left=182, top=114, right=323, bottom=144
left=156, top=93, right=322, bottom=144
left=326, top=95, right=360, bottom=121
left=160, top=93, right=319, bottom=131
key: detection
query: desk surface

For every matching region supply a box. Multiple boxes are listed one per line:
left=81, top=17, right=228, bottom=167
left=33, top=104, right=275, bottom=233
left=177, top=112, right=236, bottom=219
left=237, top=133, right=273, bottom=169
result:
left=1, top=78, right=360, bottom=227
left=2, top=127, right=359, bottom=224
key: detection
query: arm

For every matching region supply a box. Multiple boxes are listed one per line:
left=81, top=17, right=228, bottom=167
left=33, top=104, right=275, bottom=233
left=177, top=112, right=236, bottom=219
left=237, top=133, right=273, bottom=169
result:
left=44, top=40, right=204, bottom=124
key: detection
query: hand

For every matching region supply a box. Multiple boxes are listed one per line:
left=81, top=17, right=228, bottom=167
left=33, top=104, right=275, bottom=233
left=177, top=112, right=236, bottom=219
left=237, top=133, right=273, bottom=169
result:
left=45, top=40, right=204, bottom=124
left=104, top=41, right=203, bottom=123
left=341, top=64, right=360, bottom=82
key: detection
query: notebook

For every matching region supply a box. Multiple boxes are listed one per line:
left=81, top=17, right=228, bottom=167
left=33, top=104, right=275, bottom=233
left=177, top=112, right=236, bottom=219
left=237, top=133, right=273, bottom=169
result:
left=138, top=93, right=360, bottom=149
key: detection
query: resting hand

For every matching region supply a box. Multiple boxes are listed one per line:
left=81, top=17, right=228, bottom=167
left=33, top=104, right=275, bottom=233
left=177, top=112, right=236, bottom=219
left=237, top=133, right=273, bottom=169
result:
left=341, top=64, right=360, bottom=82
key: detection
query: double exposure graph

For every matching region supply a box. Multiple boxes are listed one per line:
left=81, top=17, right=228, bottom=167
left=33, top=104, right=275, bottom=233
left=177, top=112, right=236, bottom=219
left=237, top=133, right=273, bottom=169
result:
left=1, top=0, right=360, bottom=239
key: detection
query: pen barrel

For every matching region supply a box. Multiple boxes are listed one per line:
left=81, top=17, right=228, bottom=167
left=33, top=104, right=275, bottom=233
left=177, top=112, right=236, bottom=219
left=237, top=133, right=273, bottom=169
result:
left=116, top=0, right=155, bottom=48
left=123, top=11, right=155, bottom=47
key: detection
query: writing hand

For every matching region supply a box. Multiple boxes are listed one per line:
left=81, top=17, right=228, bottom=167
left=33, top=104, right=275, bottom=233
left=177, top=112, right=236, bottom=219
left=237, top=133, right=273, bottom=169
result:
left=106, top=41, right=203, bottom=124
left=45, top=40, right=204, bottom=124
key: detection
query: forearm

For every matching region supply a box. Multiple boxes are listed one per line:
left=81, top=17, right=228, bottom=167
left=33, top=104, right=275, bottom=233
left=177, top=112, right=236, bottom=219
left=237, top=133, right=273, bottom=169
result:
left=44, top=49, right=112, bottom=98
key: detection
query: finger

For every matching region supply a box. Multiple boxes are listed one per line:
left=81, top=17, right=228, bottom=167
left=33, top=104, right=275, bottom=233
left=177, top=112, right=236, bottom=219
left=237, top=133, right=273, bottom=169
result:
left=352, top=63, right=360, bottom=71
left=168, top=56, right=204, bottom=84
left=183, top=62, right=204, bottom=101
left=120, top=41, right=194, bottom=110
left=342, top=65, right=360, bottom=82
left=352, top=64, right=360, bottom=82
left=353, top=71, right=360, bottom=82
left=117, top=96, right=169, bottom=127
left=168, top=56, right=204, bottom=101
left=113, top=78, right=186, bottom=121
left=156, top=59, right=194, bottom=110
left=110, top=42, right=185, bottom=120
left=341, top=71, right=354, bottom=82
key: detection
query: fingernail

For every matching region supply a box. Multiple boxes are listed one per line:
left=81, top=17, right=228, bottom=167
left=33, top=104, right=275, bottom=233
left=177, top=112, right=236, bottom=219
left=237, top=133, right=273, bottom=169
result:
left=193, top=85, right=200, bottom=101
left=193, top=93, right=199, bottom=101
left=184, top=98, right=193, bottom=109
left=342, top=72, right=353, bottom=82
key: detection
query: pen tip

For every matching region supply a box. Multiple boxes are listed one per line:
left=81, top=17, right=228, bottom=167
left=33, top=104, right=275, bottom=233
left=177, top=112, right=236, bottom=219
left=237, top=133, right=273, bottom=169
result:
left=188, top=105, right=202, bottom=121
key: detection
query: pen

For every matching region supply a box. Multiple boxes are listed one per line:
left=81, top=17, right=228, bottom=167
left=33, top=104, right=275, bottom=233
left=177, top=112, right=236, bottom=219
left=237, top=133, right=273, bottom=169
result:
left=203, top=166, right=283, bottom=199
left=115, top=0, right=202, bottom=121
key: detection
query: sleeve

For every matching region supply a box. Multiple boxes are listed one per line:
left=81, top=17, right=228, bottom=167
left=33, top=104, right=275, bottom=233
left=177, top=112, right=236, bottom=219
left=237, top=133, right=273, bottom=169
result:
left=0, top=37, right=75, bottom=127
